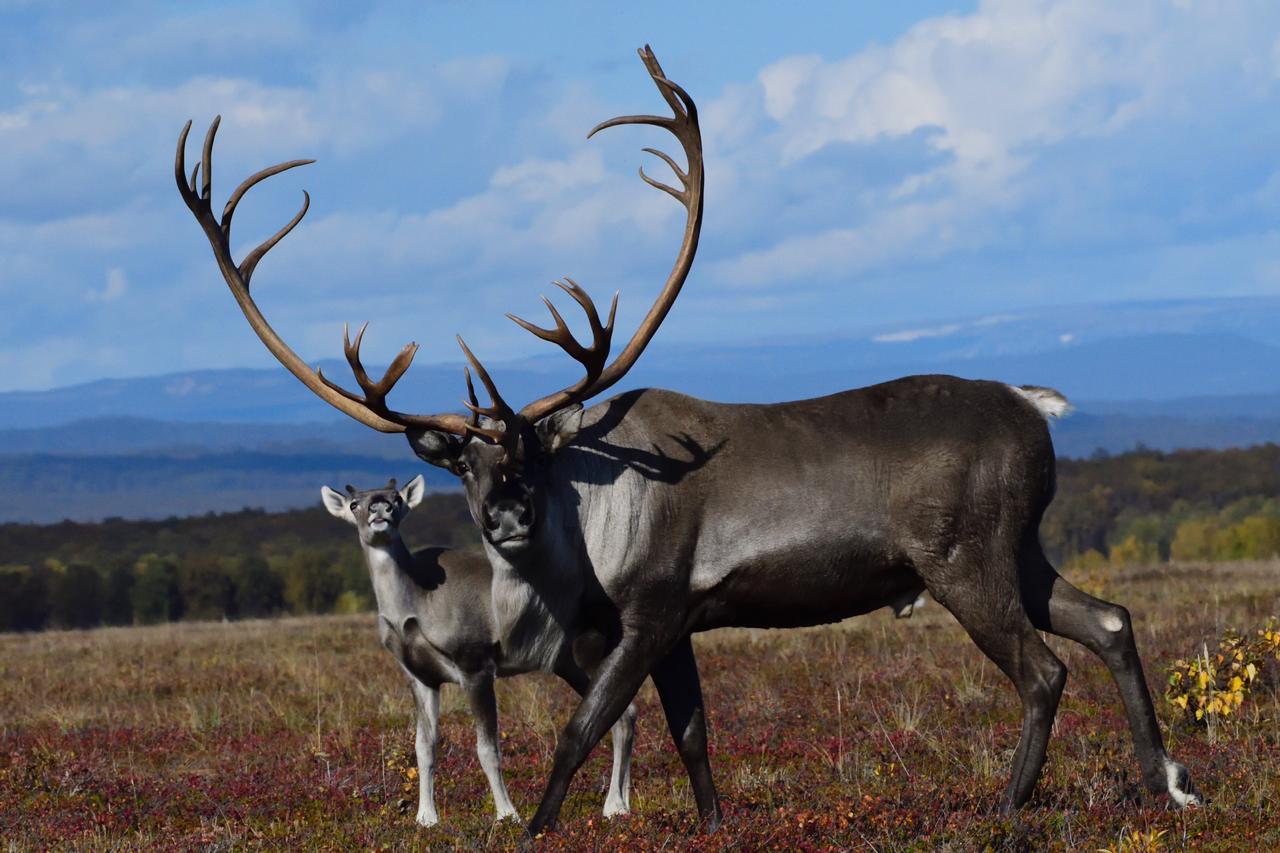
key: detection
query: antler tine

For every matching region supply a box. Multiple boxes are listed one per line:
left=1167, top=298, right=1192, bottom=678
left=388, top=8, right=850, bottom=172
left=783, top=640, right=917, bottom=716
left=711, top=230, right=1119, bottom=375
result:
left=508, top=295, right=573, bottom=347
left=315, top=321, right=422, bottom=417
left=200, top=115, right=218, bottom=201
left=460, top=366, right=504, bottom=444
left=460, top=355, right=522, bottom=463
left=641, top=146, right=686, bottom=184
left=456, top=337, right=522, bottom=460
left=223, top=160, right=314, bottom=243
left=176, top=121, right=195, bottom=200
left=238, top=190, right=309, bottom=287
left=343, top=322, right=375, bottom=391
left=517, top=46, right=703, bottom=424
left=463, top=367, right=482, bottom=436
left=506, top=275, right=616, bottom=419
left=636, top=44, right=689, bottom=118
left=556, top=278, right=617, bottom=337
left=175, top=117, right=469, bottom=435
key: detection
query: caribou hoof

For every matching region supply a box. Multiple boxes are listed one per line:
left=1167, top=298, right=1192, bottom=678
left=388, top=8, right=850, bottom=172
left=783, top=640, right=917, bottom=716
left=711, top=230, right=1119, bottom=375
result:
left=1164, top=759, right=1203, bottom=808
left=495, top=809, right=523, bottom=824
left=415, top=810, right=440, bottom=828
left=602, top=796, right=630, bottom=818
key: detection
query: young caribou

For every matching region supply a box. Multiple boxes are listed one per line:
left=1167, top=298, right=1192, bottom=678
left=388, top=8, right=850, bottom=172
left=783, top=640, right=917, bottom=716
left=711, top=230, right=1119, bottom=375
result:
left=321, top=475, right=635, bottom=827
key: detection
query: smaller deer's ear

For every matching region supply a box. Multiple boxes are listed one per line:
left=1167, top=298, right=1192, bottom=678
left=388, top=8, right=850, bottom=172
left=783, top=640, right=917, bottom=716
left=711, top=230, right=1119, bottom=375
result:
left=535, top=404, right=584, bottom=454
left=406, top=429, right=461, bottom=471
left=321, top=486, right=355, bottom=523
left=399, top=474, right=426, bottom=510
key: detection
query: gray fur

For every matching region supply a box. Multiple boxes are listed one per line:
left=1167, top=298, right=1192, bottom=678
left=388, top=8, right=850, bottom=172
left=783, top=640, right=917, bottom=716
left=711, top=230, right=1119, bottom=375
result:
left=321, top=476, right=636, bottom=826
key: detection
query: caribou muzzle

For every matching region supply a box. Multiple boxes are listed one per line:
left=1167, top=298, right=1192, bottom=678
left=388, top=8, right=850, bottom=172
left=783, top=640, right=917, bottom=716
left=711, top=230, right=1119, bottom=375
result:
left=481, top=482, right=535, bottom=549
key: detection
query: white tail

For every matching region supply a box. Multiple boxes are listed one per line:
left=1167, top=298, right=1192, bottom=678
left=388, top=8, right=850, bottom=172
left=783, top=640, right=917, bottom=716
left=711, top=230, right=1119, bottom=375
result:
left=1010, top=385, right=1070, bottom=419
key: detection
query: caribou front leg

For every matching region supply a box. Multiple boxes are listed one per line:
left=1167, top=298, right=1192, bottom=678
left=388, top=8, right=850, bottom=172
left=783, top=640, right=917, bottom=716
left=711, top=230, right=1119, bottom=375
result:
left=462, top=669, right=521, bottom=822
left=650, top=634, right=722, bottom=829
left=553, top=644, right=637, bottom=817
left=407, top=678, right=441, bottom=827
left=528, top=632, right=665, bottom=836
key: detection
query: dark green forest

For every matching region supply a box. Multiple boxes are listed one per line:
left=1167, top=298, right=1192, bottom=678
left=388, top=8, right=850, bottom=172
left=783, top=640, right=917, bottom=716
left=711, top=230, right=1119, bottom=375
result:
left=1047, top=443, right=1280, bottom=566
left=0, top=493, right=478, bottom=632
left=3, top=443, right=1280, bottom=632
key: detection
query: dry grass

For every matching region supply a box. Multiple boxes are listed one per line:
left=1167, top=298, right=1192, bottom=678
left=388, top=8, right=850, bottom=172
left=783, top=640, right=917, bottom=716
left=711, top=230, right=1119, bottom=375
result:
left=2, top=561, right=1279, bottom=850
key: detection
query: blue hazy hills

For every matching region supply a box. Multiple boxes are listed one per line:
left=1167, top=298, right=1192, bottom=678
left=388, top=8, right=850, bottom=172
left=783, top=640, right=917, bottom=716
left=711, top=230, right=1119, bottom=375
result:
left=5, top=296, right=1280, bottom=522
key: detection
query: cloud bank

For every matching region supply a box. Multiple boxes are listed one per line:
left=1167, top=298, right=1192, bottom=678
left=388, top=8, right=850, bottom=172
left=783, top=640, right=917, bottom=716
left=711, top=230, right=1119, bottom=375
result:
left=2, top=1, right=1279, bottom=391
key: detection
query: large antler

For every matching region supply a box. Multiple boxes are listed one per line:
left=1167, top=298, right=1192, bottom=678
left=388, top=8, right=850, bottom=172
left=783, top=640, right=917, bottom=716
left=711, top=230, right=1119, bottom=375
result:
left=174, top=118, right=468, bottom=435
left=464, top=45, right=704, bottom=426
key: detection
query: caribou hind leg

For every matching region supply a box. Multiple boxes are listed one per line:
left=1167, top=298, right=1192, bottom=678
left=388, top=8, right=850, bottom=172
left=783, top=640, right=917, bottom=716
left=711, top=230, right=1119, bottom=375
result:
left=1019, top=548, right=1201, bottom=807
left=926, top=558, right=1067, bottom=811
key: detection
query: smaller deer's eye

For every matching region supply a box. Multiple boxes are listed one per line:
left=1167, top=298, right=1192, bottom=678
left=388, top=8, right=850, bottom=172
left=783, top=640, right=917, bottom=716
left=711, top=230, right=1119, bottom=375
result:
left=456, top=462, right=469, bottom=475
left=349, top=502, right=358, bottom=511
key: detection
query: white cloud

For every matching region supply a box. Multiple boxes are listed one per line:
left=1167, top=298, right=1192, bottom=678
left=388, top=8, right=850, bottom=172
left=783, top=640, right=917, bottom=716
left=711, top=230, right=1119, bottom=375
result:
left=707, top=0, right=1280, bottom=287
left=873, top=323, right=962, bottom=344
left=164, top=376, right=213, bottom=398
left=974, top=313, right=1025, bottom=327
left=85, top=267, right=128, bottom=303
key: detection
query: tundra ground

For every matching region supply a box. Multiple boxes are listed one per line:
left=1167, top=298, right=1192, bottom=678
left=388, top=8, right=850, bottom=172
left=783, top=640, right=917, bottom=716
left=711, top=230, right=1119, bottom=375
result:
left=2, top=560, right=1277, bottom=851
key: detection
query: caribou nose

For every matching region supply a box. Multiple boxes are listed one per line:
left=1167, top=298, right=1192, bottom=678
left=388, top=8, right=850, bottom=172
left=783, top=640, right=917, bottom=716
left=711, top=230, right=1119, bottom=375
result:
left=492, top=498, right=525, bottom=522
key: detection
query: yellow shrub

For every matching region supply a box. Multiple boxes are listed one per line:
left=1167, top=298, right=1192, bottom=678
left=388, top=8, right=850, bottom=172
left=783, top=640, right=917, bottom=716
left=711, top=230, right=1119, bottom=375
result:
left=1166, top=618, right=1278, bottom=729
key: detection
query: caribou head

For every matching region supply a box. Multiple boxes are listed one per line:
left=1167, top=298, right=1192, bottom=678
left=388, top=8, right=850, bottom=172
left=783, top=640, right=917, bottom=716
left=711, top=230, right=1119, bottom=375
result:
left=175, top=45, right=701, bottom=555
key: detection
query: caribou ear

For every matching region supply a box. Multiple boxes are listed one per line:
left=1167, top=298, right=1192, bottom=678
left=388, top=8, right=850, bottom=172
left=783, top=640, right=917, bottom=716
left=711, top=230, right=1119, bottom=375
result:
left=399, top=474, right=426, bottom=510
left=535, top=404, right=584, bottom=454
left=406, top=429, right=461, bottom=471
left=321, top=486, right=355, bottom=523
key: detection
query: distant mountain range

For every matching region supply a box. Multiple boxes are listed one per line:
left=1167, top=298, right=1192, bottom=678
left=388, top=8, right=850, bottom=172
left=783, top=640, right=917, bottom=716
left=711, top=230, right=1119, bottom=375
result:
left=4, top=295, right=1280, bottom=523
left=7, top=295, right=1280, bottom=430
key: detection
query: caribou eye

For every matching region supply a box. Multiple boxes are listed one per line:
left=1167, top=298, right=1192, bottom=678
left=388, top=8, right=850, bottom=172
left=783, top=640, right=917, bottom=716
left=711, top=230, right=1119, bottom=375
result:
left=456, top=461, right=469, bottom=475
left=349, top=502, right=358, bottom=511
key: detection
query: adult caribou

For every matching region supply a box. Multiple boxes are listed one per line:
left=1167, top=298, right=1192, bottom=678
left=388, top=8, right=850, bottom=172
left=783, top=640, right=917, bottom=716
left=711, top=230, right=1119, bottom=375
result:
left=177, top=46, right=1199, bottom=837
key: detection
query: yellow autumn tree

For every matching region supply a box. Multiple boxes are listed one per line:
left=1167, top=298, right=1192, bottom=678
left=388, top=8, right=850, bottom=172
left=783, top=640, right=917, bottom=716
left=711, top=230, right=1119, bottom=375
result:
left=1109, top=534, right=1159, bottom=567
left=1170, top=518, right=1218, bottom=562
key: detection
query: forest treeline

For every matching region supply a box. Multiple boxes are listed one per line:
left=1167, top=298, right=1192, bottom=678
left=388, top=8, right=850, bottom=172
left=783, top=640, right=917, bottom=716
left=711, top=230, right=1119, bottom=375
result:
left=1045, top=443, right=1280, bottom=567
left=0, top=493, right=478, bottom=632
left=3, top=442, right=1280, bottom=631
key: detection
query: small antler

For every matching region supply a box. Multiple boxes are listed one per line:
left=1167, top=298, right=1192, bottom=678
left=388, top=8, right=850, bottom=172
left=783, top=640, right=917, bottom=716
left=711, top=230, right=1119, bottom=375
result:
left=175, top=118, right=469, bottom=435
left=458, top=339, right=523, bottom=464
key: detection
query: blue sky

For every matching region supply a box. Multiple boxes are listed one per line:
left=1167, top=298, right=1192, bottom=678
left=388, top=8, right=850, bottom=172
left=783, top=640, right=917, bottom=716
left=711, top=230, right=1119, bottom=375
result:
left=2, top=0, right=1280, bottom=392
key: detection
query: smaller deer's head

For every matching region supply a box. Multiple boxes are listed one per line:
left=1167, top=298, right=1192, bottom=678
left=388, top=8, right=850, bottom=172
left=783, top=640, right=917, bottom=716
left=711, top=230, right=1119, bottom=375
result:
left=322, top=475, right=425, bottom=547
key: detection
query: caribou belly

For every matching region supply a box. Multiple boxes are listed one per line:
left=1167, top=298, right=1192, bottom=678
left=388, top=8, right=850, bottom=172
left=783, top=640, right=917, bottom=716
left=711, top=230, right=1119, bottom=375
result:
left=688, top=516, right=924, bottom=631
